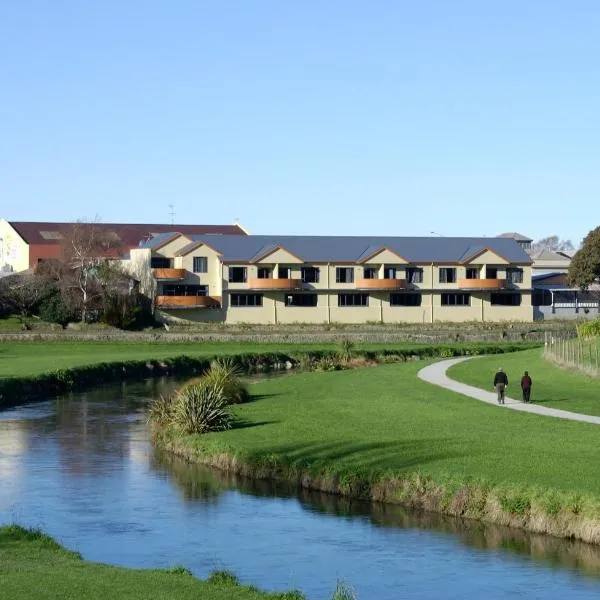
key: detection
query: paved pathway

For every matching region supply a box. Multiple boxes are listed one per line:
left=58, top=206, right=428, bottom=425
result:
left=418, top=357, right=600, bottom=425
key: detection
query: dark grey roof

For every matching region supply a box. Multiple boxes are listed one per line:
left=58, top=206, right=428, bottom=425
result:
left=167, top=234, right=532, bottom=264
left=498, top=232, right=533, bottom=242
left=138, top=232, right=180, bottom=249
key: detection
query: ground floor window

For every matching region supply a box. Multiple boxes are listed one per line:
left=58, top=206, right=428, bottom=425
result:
left=491, top=292, right=521, bottom=306
left=390, top=293, right=421, bottom=306
left=230, top=293, right=263, bottom=307
left=441, top=293, right=470, bottom=306
left=285, top=294, right=318, bottom=307
left=338, top=293, right=368, bottom=307
left=162, top=285, right=207, bottom=296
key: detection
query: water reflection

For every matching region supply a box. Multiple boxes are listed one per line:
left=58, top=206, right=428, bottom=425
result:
left=1, top=380, right=600, bottom=599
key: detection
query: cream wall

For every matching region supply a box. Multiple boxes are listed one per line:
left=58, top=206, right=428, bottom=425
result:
left=0, top=219, right=29, bottom=273
left=176, top=245, right=223, bottom=297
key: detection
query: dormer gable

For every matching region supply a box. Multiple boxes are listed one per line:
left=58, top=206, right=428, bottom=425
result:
left=357, top=247, right=408, bottom=265
left=461, top=247, right=510, bottom=265
left=251, top=245, right=303, bottom=264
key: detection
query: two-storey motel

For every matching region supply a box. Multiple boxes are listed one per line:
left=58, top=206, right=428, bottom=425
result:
left=125, top=233, right=533, bottom=324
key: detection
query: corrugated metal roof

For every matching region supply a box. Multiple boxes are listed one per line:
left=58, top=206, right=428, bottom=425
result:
left=498, top=232, right=533, bottom=242
left=165, top=235, right=532, bottom=264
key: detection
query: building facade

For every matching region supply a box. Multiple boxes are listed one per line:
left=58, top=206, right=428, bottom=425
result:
left=126, top=234, right=534, bottom=324
left=0, top=219, right=247, bottom=273
left=532, top=273, right=600, bottom=320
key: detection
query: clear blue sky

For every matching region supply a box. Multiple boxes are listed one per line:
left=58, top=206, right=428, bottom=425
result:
left=1, top=1, right=598, bottom=244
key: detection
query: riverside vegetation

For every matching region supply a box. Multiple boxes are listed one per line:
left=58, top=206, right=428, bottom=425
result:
left=151, top=347, right=600, bottom=545
left=0, top=525, right=357, bottom=600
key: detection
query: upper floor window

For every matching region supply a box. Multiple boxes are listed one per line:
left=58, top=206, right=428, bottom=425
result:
left=336, top=267, right=354, bottom=284
left=151, top=257, right=172, bottom=269
left=193, top=257, right=208, bottom=273
left=278, top=266, right=292, bottom=279
left=466, top=268, right=479, bottom=279
left=439, top=268, right=456, bottom=283
left=491, top=292, right=521, bottom=306
left=442, top=293, right=470, bottom=306
left=257, top=267, right=272, bottom=279
left=285, top=294, right=318, bottom=307
left=228, top=267, right=247, bottom=283
left=162, top=284, right=207, bottom=297
left=338, top=293, right=368, bottom=307
left=486, top=267, right=498, bottom=279
left=301, top=266, right=320, bottom=283
left=383, top=265, right=397, bottom=279
left=506, top=268, right=523, bottom=284
left=406, top=267, right=423, bottom=284
left=363, top=267, right=378, bottom=279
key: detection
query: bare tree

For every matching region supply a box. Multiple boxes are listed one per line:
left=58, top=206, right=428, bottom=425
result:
left=531, top=235, right=575, bottom=255
left=60, top=219, right=123, bottom=322
left=0, top=271, right=55, bottom=321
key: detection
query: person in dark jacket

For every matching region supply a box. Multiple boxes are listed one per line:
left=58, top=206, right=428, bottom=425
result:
left=493, top=368, right=508, bottom=405
left=520, top=371, right=532, bottom=403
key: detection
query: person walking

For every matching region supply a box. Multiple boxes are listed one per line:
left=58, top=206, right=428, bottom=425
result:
left=520, top=371, right=532, bottom=403
left=493, top=368, right=508, bottom=405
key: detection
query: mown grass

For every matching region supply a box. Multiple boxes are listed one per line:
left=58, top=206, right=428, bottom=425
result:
left=168, top=360, right=600, bottom=501
left=448, top=348, right=600, bottom=416
left=0, top=340, right=535, bottom=379
left=0, top=525, right=306, bottom=600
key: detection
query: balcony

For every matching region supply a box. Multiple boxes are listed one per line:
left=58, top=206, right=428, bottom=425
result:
left=152, top=268, right=186, bottom=281
left=248, top=278, right=303, bottom=291
left=457, top=278, right=507, bottom=290
left=355, top=278, right=407, bottom=290
left=155, top=295, right=220, bottom=309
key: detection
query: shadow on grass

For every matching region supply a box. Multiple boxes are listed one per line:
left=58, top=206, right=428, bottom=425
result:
left=231, top=419, right=279, bottom=430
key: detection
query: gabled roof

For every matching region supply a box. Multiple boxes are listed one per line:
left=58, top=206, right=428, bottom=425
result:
left=531, top=249, right=572, bottom=262
left=8, top=221, right=247, bottom=247
left=174, top=240, right=222, bottom=257
left=356, top=246, right=408, bottom=264
left=154, top=234, right=532, bottom=264
left=250, top=244, right=304, bottom=263
left=459, top=245, right=511, bottom=264
left=138, top=232, right=184, bottom=250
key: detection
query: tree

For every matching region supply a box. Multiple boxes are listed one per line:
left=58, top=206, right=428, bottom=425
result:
left=568, top=226, right=600, bottom=290
left=59, top=219, right=123, bottom=322
left=0, top=271, right=55, bottom=319
left=532, top=235, right=575, bottom=254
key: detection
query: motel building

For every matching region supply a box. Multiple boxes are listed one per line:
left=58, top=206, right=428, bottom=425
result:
left=125, top=234, right=533, bottom=324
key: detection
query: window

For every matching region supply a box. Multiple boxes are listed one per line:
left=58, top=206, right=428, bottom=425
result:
left=338, top=293, right=368, bottom=307
left=231, top=293, right=263, bottom=307
left=466, top=268, right=479, bottom=279
left=486, top=267, right=498, bottom=279
left=441, top=293, right=470, bottom=306
left=363, top=267, right=378, bottom=279
left=439, top=268, right=456, bottom=283
left=193, top=257, right=207, bottom=273
left=390, top=293, right=422, bottom=307
left=406, top=267, right=423, bottom=284
left=228, top=267, right=247, bottom=283
left=285, top=294, right=318, bottom=307
left=162, top=285, right=207, bottom=296
left=491, top=293, right=521, bottom=306
left=151, top=257, right=172, bottom=268
left=278, top=266, right=292, bottom=279
left=336, top=268, right=354, bottom=283
left=257, top=267, right=272, bottom=279
left=532, top=289, right=552, bottom=307
left=384, top=265, right=397, bottom=279
left=301, top=267, right=320, bottom=283
left=506, top=268, right=523, bottom=284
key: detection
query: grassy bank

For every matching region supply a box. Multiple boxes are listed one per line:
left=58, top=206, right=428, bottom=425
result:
left=447, top=347, right=600, bottom=416
left=0, top=525, right=310, bottom=600
left=155, top=360, right=600, bottom=544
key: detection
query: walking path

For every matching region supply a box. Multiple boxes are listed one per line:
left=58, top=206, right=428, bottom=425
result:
left=418, top=357, right=600, bottom=425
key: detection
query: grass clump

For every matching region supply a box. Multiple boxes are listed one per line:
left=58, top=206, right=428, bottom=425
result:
left=331, top=582, right=356, bottom=600
left=205, top=358, right=249, bottom=404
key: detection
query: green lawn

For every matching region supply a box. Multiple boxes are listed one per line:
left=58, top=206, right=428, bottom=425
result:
left=179, top=360, right=600, bottom=499
left=0, top=340, right=525, bottom=379
left=0, top=526, right=304, bottom=600
left=447, top=348, right=600, bottom=416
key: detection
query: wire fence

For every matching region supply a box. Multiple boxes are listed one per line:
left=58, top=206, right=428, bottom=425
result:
left=544, top=332, right=600, bottom=378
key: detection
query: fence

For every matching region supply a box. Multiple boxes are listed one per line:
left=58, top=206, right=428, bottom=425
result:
left=544, top=332, right=600, bottom=377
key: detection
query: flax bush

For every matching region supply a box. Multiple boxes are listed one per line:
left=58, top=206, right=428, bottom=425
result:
left=147, top=394, right=174, bottom=426
left=171, top=380, right=232, bottom=434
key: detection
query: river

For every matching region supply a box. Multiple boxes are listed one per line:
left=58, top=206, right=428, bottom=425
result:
left=1, top=378, right=600, bottom=599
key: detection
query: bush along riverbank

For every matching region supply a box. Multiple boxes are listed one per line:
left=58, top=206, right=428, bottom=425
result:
left=150, top=359, right=600, bottom=547
left=0, top=341, right=539, bottom=408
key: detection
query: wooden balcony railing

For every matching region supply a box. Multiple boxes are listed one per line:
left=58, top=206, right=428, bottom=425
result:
left=155, top=295, right=220, bottom=309
left=247, top=278, right=303, bottom=291
left=152, top=268, right=187, bottom=280
left=457, top=278, right=507, bottom=290
left=355, top=278, right=407, bottom=290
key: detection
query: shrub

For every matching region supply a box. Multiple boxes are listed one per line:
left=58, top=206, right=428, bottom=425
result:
left=172, top=381, right=232, bottom=434
left=331, top=582, right=357, bottom=600
left=207, top=570, right=239, bottom=586
left=147, top=394, right=174, bottom=426
left=578, top=319, right=600, bottom=338
left=180, top=358, right=249, bottom=404
left=337, top=338, right=355, bottom=362
left=315, top=356, right=345, bottom=372
left=37, top=291, right=73, bottom=327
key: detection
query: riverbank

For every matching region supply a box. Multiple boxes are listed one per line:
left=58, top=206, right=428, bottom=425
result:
left=0, top=340, right=537, bottom=407
left=0, top=525, right=307, bottom=600
left=154, top=357, right=600, bottom=545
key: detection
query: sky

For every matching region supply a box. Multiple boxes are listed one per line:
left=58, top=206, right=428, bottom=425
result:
left=1, top=1, right=599, bottom=245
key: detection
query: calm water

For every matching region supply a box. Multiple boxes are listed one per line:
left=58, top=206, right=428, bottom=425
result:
left=1, top=379, right=600, bottom=599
